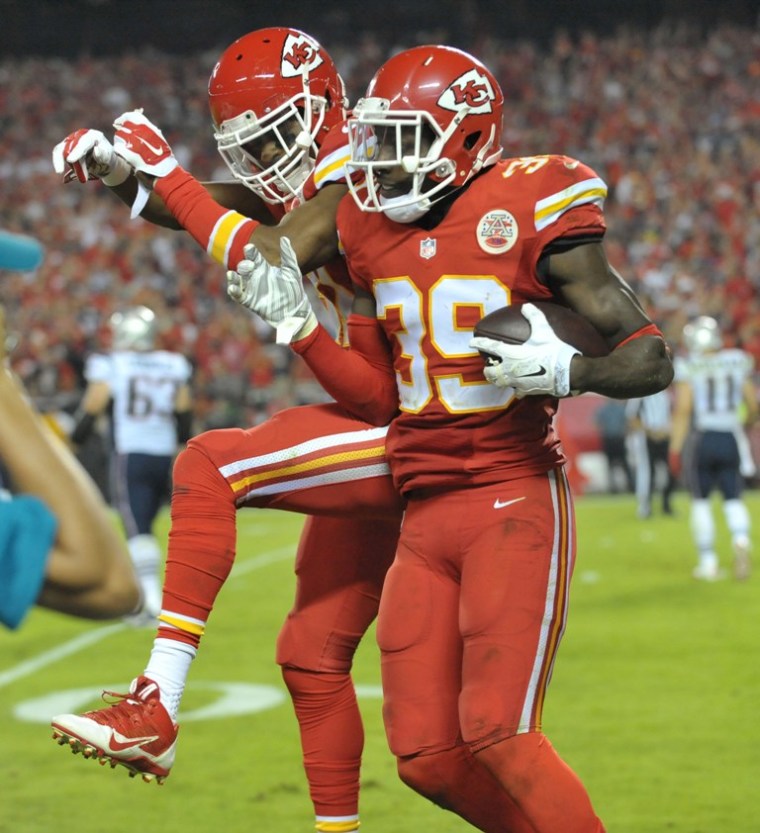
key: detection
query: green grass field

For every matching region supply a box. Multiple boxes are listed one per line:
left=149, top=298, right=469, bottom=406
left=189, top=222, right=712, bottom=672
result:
left=2, top=491, right=759, bottom=833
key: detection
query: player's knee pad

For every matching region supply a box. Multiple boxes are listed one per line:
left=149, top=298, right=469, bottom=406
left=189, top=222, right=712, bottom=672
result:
left=172, top=435, right=238, bottom=509
left=280, top=664, right=354, bottom=701
left=173, top=441, right=215, bottom=488
left=276, top=612, right=362, bottom=675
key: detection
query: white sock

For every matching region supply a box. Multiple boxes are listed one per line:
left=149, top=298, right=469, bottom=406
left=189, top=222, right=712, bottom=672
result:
left=144, top=637, right=196, bottom=722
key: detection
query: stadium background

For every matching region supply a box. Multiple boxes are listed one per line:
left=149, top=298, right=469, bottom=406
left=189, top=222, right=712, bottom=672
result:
left=1, top=0, right=758, bottom=57
left=2, top=5, right=760, bottom=833
left=0, top=0, right=759, bottom=491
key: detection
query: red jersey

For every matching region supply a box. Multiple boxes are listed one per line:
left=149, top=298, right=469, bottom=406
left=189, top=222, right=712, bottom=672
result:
left=336, top=154, right=607, bottom=493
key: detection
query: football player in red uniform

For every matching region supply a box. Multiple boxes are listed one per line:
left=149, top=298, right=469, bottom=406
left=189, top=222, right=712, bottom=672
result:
left=49, top=29, right=407, bottom=833
left=227, top=45, right=674, bottom=832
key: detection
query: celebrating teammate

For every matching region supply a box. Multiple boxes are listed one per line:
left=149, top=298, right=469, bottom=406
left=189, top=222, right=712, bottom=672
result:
left=670, top=316, right=757, bottom=580
left=50, top=29, right=405, bottom=833
left=71, top=305, right=193, bottom=621
left=226, top=45, right=674, bottom=832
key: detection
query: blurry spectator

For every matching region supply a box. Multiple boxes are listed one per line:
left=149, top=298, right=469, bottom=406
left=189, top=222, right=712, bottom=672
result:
left=0, top=22, right=758, bottom=442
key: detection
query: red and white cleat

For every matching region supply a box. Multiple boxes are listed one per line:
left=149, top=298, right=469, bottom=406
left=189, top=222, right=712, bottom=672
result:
left=51, top=676, right=178, bottom=785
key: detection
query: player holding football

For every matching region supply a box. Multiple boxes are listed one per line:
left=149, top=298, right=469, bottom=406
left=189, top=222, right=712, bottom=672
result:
left=225, top=45, right=674, bottom=832
left=49, top=29, right=409, bottom=833
left=50, top=30, right=549, bottom=832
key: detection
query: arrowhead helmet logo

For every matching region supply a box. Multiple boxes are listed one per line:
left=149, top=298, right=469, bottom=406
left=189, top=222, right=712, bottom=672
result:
left=438, top=69, right=496, bottom=115
left=281, top=33, right=324, bottom=78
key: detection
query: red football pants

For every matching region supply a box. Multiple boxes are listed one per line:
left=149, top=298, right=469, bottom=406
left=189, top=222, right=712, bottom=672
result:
left=161, top=403, right=403, bottom=818
left=377, top=470, right=605, bottom=832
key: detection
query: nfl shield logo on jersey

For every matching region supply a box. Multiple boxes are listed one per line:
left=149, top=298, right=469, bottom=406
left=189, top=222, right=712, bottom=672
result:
left=420, top=237, right=437, bottom=260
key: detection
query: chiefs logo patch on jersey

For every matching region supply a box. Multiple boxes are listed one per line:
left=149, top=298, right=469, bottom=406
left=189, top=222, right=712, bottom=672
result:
left=476, top=210, right=518, bottom=254
left=281, top=32, right=324, bottom=77
left=438, top=69, right=497, bottom=115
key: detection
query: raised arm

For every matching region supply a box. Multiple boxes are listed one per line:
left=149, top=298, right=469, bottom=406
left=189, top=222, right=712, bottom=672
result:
left=53, top=117, right=341, bottom=273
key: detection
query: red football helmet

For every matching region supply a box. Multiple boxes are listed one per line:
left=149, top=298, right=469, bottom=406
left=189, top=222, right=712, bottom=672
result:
left=347, top=45, right=504, bottom=221
left=208, top=28, right=347, bottom=204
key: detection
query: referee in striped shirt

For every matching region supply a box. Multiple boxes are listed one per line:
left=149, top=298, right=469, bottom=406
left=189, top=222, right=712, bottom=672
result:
left=626, top=390, right=677, bottom=518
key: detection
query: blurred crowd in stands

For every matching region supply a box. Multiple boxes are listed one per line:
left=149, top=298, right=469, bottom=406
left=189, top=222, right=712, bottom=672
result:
left=0, top=21, right=758, bottom=437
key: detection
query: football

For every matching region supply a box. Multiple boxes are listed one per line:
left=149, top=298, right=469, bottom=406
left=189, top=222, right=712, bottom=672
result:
left=474, top=301, right=609, bottom=358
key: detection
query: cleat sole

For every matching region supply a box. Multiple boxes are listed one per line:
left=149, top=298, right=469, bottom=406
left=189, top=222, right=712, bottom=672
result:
left=51, top=729, right=171, bottom=786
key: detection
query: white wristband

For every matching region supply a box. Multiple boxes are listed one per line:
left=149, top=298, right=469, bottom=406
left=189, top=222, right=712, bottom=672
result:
left=101, top=153, right=131, bottom=187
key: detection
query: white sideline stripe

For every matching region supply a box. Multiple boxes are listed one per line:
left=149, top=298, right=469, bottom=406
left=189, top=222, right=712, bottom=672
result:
left=0, top=544, right=297, bottom=691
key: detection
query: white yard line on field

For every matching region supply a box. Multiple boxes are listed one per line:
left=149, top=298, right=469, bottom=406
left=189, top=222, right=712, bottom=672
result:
left=0, top=624, right=125, bottom=690
left=0, top=544, right=297, bottom=691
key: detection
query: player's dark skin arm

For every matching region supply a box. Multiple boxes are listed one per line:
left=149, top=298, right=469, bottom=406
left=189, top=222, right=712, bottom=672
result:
left=547, top=241, right=674, bottom=398
left=310, top=240, right=672, bottom=404
left=107, top=175, right=343, bottom=274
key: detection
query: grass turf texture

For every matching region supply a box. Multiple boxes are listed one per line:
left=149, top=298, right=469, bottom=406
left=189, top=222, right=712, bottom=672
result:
left=1, top=492, right=758, bottom=832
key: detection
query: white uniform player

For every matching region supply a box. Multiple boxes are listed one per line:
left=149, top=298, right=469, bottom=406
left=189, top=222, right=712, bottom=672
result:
left=670, top=316, right=758, bottom=580
left=73, top=306, right=193, bottom=617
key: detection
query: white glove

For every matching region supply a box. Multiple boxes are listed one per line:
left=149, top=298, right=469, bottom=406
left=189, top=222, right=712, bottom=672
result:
left=113, top=109, right=179, bottom=218
left=52, top=128, right=130, bottom=186
left=112, top=109, right=178, bottom=178
left=227, top=237, right=317, bottom=345
left=469, top=303, right=580, bottom=397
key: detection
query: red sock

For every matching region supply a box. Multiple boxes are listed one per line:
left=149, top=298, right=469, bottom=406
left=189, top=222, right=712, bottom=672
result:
left=156, top=443, right=238, bottom=648
left=397, top=744, right=538, bottom=833
left=477, top=732, right=606, bottom=833
left=282, top=668, right=363, bottom=819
